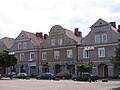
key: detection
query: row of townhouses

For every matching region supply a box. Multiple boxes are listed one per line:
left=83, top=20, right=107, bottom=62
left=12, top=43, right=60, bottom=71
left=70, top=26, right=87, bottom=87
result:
left=1, top=18, right=120, bottom=78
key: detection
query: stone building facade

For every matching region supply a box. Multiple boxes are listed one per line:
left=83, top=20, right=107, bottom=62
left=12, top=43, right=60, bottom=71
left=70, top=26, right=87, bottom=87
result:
left=78, top=18, right=120, bottom=77
left=39, top=25, right=82, bottom=75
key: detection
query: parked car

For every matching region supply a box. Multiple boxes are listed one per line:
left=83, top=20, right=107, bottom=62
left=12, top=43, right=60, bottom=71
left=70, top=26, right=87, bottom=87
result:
left=72, top=73, right=98, bottom=82
left=5, top=72, right=17, bottom=78
left=55, top=73, right=72, bottom=79
left=36, top=73, right=55, bottom=80
left=13, top=73, right=30, bottom=79
left=118, top=73, right=120, bottom=79
left=0, top=74, right=2, bottom=79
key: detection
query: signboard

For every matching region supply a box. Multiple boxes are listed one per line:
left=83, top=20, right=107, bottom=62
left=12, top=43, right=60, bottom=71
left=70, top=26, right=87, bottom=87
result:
left=66, top=61, right=75, bottom=65
left=41, top=62, right=48, bottom=65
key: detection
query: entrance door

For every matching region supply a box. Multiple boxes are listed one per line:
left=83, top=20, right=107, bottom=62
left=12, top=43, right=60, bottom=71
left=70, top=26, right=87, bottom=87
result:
left=98, top=64, right=108, bottom=78
left=55, top=64, right=60, bottom=74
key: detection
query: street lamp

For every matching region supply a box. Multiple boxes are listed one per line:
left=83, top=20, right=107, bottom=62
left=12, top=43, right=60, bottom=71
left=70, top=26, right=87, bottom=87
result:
left=8, top=52, right=15, bottom=79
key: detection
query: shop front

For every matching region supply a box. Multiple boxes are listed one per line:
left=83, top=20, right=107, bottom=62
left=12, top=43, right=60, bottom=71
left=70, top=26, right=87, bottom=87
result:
left=66, top=61, right=75, bottom=74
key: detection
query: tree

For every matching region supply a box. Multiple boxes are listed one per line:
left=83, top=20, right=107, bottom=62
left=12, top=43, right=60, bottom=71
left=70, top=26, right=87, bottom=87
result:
left=110, top=39, right=120, bottom=66
left=0, top=50, right=17, bottom=68
left=77, top=61, right=94, bottom=76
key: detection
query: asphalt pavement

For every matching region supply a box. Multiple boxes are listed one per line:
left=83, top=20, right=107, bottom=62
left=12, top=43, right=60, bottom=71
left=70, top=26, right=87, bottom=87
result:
left=0, top=78, right=120, bottom=90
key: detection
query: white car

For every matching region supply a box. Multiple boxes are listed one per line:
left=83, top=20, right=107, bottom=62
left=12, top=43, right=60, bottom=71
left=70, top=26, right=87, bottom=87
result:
left=13, top=73, right=30, bottom=79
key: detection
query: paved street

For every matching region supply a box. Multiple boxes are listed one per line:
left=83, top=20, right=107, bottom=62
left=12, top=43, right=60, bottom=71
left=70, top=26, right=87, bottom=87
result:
left=0, top=78, right=120, bottom=90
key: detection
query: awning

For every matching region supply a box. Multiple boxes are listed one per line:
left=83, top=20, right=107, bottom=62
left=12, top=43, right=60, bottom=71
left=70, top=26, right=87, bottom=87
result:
left=66, top=61, right=75, bottom=65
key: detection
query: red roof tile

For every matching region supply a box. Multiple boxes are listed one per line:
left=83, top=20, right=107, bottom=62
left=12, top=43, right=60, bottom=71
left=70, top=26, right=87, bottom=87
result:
left=1, top=37, right=14, bottom=49
left=24, top=31, right=44, bottom=46
left=64, top=29, right=82, bottom=44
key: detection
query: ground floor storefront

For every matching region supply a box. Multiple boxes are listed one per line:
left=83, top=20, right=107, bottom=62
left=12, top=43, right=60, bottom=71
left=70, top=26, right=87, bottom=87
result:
left=39, top=61, right=76, bottom=75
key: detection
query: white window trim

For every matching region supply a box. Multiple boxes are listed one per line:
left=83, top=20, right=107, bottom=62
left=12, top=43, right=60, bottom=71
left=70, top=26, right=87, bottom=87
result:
left=20, top=53, right=25, bottom=61
left=51, top=38, right=56, bottom=46
left=98, top=48, right=105, bottom=57
left=58, top=37, right=63, bottom=46
left=42, top=52, right=47, bottom=60
left=67, top=49, right=73, bottom=58
left=95, top=35, right=100, bottom=43
left=102, top=34, right=107, bottom=43
left=54, top=51, right=60, bottom=59
left=18, top=43, right=22, bottom=50
left=23, top=42, right=27, bottom=49
left=30, top=52, right=35, bottom=60
left=83, top=50, right=89, bottom=58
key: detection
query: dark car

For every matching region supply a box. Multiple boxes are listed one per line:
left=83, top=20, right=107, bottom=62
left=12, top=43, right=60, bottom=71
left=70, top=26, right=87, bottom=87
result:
left=13, top=73, right=30, bottom=79
left=5, top=72, right=17, bottom=78
left=0, top=74, right=2, bottom=79
left=36, top=73, right=55, bottom=80
left=56, top=73, right=72, bottom=79
left=72, top=73, right=98, bottom=82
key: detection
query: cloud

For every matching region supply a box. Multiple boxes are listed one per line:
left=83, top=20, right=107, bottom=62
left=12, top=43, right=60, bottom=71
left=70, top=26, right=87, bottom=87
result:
left=0, top=0, right=120, bottom=38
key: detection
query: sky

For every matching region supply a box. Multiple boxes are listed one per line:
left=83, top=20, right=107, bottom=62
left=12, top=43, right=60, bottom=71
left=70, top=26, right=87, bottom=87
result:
left=0, top=0, right=120, bottom=39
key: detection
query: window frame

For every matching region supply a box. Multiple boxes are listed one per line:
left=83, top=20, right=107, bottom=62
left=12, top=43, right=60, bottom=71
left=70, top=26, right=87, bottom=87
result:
left=23, top=42, right=27, bottom=49
left=95, top=35, right=100, bottom=43
left=20, top=53, right=25, bottom=61
left=83, top=50, right=89, bottom=58
left=102, top=34, right=107, bottom=43
left=51, top=38, right=56, bottom=46
left=67, top=49, right=73, bottom=58
left=30, top=52, right=35, bottom=60
left=18, top=43, right=22, bottom=50
left=98, top=48, right=105, bottom=57
left=58, top=37, right=63, bottom=46
left=42, top=52, right=47, bottom=60
left=54, top=51, right=60, bottom=59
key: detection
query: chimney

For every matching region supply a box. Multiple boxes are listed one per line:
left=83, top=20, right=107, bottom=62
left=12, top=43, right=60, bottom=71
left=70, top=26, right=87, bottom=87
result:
left=110, top=22, right=116, bottom=28
left=39, top=32, right=43, bottom=38
left=78, top=31, right=82, bottom=37
left=117, top=25, right=120, bottom=32
left=74, top=28, right=79, bottom=36
left=44, top=34, right=48, bottom=40
left=36, top=32, right=39, bottom=37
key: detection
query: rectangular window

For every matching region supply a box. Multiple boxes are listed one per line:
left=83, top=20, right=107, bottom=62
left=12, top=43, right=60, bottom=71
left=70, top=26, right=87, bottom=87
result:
left=20, top=53, right=25, bottom=61
left=18, top=43, right=22, bottom=50
left=58, top=37, right=63, bottom=46
left=51, top=38, right=56, bottom=46
left=23, top=42, right=27, bottom=49
left=83, top=50, right=89, bottom=58
left=95, top=35, right=100, bottom=43
left=102, top=34, right=107, bottom=43
left=54, top=51, right=60, bottom=59
left=67, top=49, right=73, bottom=58
left=98, top=48, right=105, bottom=57
left=42, top=52, right=46, bottom=60
left=30, top=52, right=35, bottom=60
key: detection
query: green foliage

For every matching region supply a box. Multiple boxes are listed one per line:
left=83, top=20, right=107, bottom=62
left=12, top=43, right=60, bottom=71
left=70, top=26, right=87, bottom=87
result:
left=110, top=39, right=120, bottom=66
left=0, top=49, right=17, bottom=67
left=77, top=61, right=94, bottom=73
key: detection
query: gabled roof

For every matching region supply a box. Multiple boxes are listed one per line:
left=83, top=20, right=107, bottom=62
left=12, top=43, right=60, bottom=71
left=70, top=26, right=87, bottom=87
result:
left=64, top=29, right=82, bottom=44
left=22, top=30, right=43, bottom=46
left=90, top=18, right=109, bottom=28
left=0, top=37, right=14, bottom=49
left=0, top=40, right=7, bottom=50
